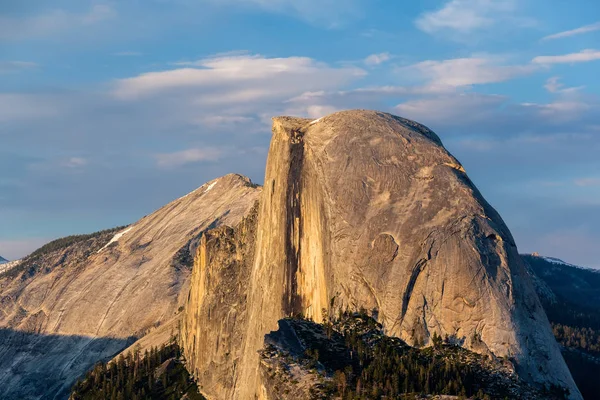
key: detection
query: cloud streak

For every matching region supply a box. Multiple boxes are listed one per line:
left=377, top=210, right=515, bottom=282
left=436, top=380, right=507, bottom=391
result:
left=364, top=53, right=391, bottom=66
left=575, top=178, right=600, bottom=187
left=544, top=77, right=584, bottom=94
left=113, top=54, right=366, bottom=104
left=415, top=0, right=524, bottom=35
left=155, top=147, right=225, bottom=168
left=0, top=61, right=38, bottom=73
left=532, top=49, right=600, bottom=64
left=403, top=56, right=536, bottom=87
left=543, top=21, right=600, bottom=40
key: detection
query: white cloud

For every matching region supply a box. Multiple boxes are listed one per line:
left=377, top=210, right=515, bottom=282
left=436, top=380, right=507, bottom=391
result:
left=394, top=89, right=598, bottom=130
left=543, top=22, right=600, bottom=40
left=304, top=105, right=341, bottom=119
left=364, top=53, right=391, bottom=66
left=403, top=57, right=535, bottom=87
left=394, top=93, right=506, bottom=125
left=61, top=157, right=88, bottom=168
left=155, top=147, right=225, bottom=168
left=0, top=4, right=116, bottom=41
left=113, top=54, right=366, bottom=102
left=522, top=101, right=591, bottom=122
left=415, top=0, right=519, bottom=34
left=544, top=77, right=584, bottom=94
left=0, top=94, right=62, bottom=122
left=195, top=115, right=254, bottom=127
left=532, top=49, right=600, bottom=65
left=544, top=77, right=561, bottom=93
left=283, top=84, right=460, bottom=119
left=0, top=61, right=38, bottom=73
left=574, top=178, right=600, bottom=187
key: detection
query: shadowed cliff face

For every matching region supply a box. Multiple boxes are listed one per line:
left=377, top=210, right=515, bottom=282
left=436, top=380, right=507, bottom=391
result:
left=181, top=110, right=580, bottom=399
left=0, top=328, right=131, bottom=400
left=0, top=174, right=261, bottom=400
left=180, top=203, right=259, bottom=399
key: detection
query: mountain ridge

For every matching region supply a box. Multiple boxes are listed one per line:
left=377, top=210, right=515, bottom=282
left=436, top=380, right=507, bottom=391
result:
left=0, top=173, right=261, bottom=399
left=522, top=253, right=600, bottom=400
left=0, top=110, right=590, bottom=399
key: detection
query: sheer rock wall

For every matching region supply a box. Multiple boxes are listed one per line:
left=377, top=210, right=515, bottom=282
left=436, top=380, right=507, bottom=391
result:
left=182, top=111, right=581, bottom=399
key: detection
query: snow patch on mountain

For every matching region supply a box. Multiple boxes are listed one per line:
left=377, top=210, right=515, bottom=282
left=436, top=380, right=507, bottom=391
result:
left=0, top=259, right=22, bottom=274
left=97, top=226, right=134, bottom=253
left=204, top=181, right=218, bottom=193
left=531, top=254, right=599, bottom=273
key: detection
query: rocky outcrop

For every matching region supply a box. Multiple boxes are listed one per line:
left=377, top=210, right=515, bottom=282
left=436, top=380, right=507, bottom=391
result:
left=0, top=174, right=261, bottom=400
left=180, top=202, right=259, bottom=399
left=182, top=110, right=580, bottom=399
left=258, top=314, right=559, bottom=400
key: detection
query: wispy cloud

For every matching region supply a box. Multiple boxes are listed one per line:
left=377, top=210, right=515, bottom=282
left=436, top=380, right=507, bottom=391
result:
left=544, top=77, right=584, bottom=93
left=415, top=0, right=528, bottom=36
left=113, top=54, right=366, bottom=101
left=364, top=53, right=391, bottom=66
left=395, top=89, right=598, bottom=130
left=156, top=147, right=225, bottom=168
left=532, top=49, right=600, bottom=64
left=0, top=4, right=116, bottom=41
left=0, top=61, right=38, bottom=73
left=521, top=100, right=591, bottom=122
left=575, top=178, right=600, bottom=187
left=0, top=94, right=62, bottom=122
left=403, top=56, right=536, bottom=87
left=395, top=93, right=506, bottom=126
left=543, top=22, right=600, bottom=40
left=195, top=115, right=254, bottom=127
left=61, top=157, right=88, bottom=168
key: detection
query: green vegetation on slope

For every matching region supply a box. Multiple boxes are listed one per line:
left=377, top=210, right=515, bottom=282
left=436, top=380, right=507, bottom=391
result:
left=0, top=226, right=126, bottom=280
left=262, top=311, right=567, bottom=399
left=523, top=254, right=600, bottom=400
left=71, top=341, right=204, bottom=400
left=545, top=303, right=600, bottom=400
left=29, top=227, right=127, bottom=259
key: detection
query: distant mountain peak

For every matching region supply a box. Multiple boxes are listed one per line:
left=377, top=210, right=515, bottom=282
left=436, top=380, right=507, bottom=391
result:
left=528, top=252, right=598, bottom=273
left=0, top=256, right=8, bottom=264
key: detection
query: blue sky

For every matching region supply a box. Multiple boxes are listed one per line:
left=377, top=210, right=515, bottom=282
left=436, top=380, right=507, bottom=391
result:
left=1, top=0, right=600, bottom=267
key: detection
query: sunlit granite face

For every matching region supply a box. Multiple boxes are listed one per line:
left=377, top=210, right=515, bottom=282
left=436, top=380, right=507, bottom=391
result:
left=182, top=110, right=581, bottom=400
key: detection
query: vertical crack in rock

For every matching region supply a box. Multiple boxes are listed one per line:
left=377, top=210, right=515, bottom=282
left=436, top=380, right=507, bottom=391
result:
left=181, top=111, right=582, bottom=400
left=284, top=128, right=305, bottom=316
left=401, top=258, right=428, bottom=321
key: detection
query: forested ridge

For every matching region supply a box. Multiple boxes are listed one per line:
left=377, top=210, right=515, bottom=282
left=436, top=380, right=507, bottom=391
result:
left=261, top=311, right=566, bottom=399
left=0, top=226, right=126, bottom=281
left=67, top=253, right=600, bottom=399
left=524, top=254, right=600, bottom=400
left=70, top=341, right=204, bottom=400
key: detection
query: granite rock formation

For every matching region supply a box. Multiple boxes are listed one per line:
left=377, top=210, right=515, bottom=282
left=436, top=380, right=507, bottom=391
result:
left=180, top=203, right=259, bottom=399
left=181, top=110, right=581, bottom=399
left=0, top=174, right=260, bottom=400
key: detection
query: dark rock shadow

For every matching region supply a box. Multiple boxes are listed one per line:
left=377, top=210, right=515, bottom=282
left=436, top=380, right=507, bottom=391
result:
left=0, top=328, right=134, bottom=400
